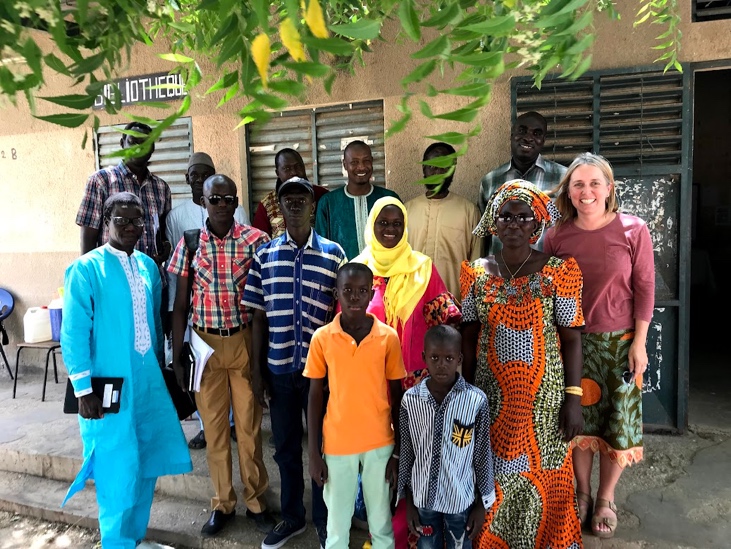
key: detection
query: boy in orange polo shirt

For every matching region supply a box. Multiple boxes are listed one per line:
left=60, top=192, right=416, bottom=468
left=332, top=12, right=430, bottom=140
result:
left=305, top=262, right=406, bottom=549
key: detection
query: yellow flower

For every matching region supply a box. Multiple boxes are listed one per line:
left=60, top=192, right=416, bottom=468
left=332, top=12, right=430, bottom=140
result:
left=305, top=0, right=329, bottom=39
left=280, top=18, right=306, bottom=62
left=251, top=33, right=271, bottom=87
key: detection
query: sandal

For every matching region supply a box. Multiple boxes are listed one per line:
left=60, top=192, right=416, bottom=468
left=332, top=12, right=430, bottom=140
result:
left=576, top=491, right=593, bottom=529
left=188, top=430, right=206, bottom=450
left=591, top=498, right=618, bottom=539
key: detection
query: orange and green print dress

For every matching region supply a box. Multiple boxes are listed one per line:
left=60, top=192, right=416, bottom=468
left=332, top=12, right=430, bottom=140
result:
left=460, top=256, right=584, bottom=549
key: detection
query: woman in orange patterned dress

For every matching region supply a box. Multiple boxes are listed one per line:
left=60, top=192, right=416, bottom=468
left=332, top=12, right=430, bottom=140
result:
left=461, top=180, right=585, bottom=549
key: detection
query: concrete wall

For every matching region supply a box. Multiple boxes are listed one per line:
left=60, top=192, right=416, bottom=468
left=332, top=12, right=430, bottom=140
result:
left=1, top=0, right=730, bottom=356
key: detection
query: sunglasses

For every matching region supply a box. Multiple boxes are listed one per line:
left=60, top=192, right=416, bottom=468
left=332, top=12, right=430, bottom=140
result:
left=110, top=216, right=144, bottom=227
left=496, top=214, right=535, bottom=225
left=205, top=194, right=237, bottom=206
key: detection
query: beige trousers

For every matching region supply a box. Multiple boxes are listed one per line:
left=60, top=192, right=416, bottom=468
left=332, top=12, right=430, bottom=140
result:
left=195, top=326, right=268, bottom=514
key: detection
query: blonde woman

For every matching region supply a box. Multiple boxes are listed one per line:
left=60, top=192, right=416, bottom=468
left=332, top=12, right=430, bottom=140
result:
left=544, top=153, right=655, bottom=539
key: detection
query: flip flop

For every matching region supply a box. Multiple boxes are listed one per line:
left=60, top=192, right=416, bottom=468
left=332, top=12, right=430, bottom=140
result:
left=576, top=491, right=593, bottom=529
left=188, top=429, right=206, bottom=449
left=591, top=498, right=618, bottom=539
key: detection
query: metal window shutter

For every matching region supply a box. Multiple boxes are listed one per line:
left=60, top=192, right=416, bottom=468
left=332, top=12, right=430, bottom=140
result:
left=246, top=111, right=313, bottom=207
left=95, top=117, right=193, bottom=208
left=694, top=0, right=731, bottom=22
left=314, top=101, right=385, bottom=190
left=245, top=100, right=385, bottom=210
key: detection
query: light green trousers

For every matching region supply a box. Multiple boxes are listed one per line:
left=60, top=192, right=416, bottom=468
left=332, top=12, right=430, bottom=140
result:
left=323, top=444, right=395, bottom=549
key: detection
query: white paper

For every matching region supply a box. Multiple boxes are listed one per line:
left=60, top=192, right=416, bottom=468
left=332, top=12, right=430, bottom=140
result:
left=102, top=384, right=113, bottom=408
left=189, top=328, right=214, bottom=392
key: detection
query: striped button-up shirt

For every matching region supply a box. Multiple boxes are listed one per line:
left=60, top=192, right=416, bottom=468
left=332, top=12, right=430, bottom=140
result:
left=242, top=230, right=346, bottom=375
left=167, top=221, right=270, bottom=329
left=398, top=375, right=496, bottom=514
left=76, top=162, right=172, bottom=258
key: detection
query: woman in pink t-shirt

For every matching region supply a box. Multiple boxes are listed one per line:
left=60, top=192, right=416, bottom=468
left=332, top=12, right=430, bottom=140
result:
left=544, top=153, right=655, bottom=540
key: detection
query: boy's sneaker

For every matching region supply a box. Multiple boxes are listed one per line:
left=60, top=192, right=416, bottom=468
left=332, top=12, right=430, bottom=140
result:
left=315, top=524, right=327, bottom=549
left=261, top=520, right=306, bottom=549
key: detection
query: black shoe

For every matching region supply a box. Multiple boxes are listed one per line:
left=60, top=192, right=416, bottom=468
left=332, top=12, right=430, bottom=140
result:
left=315, top=523, right=327, bottom=549
left=201, top=509, right=235, bottom=537
left=245, top=509, right=277, bottom=534
left=188, top=430, right=206, bottom=450
left=261, top=520, right=306, bottom=549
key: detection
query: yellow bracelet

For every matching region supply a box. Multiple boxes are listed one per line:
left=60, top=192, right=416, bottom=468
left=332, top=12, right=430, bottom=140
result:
left=564, top=386, right=583, bottom=396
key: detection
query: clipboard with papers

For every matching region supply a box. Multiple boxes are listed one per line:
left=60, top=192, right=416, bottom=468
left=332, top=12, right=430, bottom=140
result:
left=187, top=328, right=214, bottom=392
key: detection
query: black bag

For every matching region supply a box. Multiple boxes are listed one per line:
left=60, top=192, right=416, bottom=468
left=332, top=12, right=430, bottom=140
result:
left=162, top=367, right=197, bottom=420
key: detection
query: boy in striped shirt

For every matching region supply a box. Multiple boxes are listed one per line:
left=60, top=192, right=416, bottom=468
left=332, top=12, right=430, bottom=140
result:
left=398, top=325, right=495, bottom=548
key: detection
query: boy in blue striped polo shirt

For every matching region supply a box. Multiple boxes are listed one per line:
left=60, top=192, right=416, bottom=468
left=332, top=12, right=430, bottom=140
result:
left=243, top=176, right=346, bottom=549
left=397, top=325, right=496, bottom=549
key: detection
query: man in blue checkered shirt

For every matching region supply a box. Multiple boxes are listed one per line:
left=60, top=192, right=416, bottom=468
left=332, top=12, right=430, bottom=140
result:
left=479, top=111, right=567, bottom=254
left=242, top=176, right=346, bottom=549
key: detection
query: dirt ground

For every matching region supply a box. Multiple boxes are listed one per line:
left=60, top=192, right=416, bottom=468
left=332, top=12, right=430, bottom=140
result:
left=0, top=511, right=100, bottom=548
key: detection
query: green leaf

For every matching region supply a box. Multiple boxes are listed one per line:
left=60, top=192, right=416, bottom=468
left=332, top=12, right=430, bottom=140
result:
left=254, top=91, right=289, bottom=110
left=218, top=35, right=244, bottom=66
left=281, top=61, right=330, bottom=77
left=567, top=54, right=592, bottom=80
left=451, top=51, right=503, bottom=67
left=158, top=53, right=194, bottom=63
left=168, top=21, right=196, bottom=33
left=300, top=36, right=355, bottom=56
left=459, top=15, right=516, bottom=37
left=324, top=73, right=336, bottom=94
left=33, top=113, right=89, bottom=128
left=206, top=71, right=239, bottom=95
left=422, top=3, right=460, bottom=28
left=251, top=0, right=270, bottom=31
left=541, top=0, right=590, bottom=17
left=268, top=79, right=306, bottom=95
left=210, top=14, right=240, bottom=47
left=401, top=60, right=437, bottom=86
left=69, top=52, right=106, bottom=75
left=217, top=82, right=240, bottom=107
left=398, top=0, right=421, bottom=41
left=440, top=82, right=491, bottom=97
left=412, top=35, right=450, bottom=60
left=421, top=154, right=456, bottom=168
left=565, top=34, right=595, bottom=55
left=329, top=19, right=382, bottom=40
left=44, top=53, right=70, bottom=76
left=556, top=10, right=593, bottom=37
left=136, top=101, right=172, bottom=109
left=122, top=113, right=160, bottom=126
left=22, top=38, right=43, bottom=76
left=81, top=129, right=89, bottom=150
left=38, top=94, right=97, bottom=110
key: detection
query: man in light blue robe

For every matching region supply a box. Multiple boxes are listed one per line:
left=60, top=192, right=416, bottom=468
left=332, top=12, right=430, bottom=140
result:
left=61, top=192, right=192, bottom=548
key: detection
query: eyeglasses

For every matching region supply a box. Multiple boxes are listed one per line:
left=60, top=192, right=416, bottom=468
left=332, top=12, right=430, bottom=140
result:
left=110, top=216, right=144, bottom=227
left=205, top=194, right=237, bottom=206
left=496, top=214, right=535, bottom=225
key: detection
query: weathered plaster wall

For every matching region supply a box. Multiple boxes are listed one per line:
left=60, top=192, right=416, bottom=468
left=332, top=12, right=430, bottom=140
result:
left=1, top=0, right=730, bottom=355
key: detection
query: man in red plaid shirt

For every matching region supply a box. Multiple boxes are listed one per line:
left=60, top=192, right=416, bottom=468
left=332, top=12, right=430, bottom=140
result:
left=168, top=174, right=275, bottom=538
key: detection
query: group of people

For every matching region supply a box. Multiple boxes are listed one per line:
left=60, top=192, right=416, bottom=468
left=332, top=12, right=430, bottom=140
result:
left=59, top=110, right=654, bottom=549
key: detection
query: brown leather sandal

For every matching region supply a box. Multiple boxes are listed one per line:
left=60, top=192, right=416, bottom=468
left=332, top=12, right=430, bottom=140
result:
left=576, top=491, right=593, bottom=528
left=591, top=498, right=618, bottom=539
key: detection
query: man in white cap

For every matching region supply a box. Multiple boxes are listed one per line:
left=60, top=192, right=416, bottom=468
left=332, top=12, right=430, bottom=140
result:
left=165, top=152, right=249, bottom=449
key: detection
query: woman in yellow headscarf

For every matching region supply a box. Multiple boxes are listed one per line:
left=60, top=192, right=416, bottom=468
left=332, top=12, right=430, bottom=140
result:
left=355, top=196, right=461, bottom=549
left=355, top=196, right=462, bottom=383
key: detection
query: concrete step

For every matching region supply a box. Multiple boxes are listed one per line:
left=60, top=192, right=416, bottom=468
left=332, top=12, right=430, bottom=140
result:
left=0, top=470, right=372, bottom=548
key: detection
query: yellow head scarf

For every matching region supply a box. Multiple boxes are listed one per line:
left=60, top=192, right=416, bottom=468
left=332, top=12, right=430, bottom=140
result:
left=354, top=197, right=432, bottom=328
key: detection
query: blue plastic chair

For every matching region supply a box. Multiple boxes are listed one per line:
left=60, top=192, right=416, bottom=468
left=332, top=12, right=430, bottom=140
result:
left=0, top=288, right=15, bottom=379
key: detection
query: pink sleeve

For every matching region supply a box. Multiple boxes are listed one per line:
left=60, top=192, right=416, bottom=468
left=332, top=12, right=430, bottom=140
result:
left=422, top=265, right=462, bottom=327
left=632, top=221, right=655, bottom=323
left=543, top=227, right=555, bottom=256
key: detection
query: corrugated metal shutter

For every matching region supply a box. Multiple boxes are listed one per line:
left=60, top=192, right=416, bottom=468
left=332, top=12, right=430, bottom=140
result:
left=514, top=71, right=684, bottom=168
left=694, top=0, right=731, bottom=22
left=314, top=101, right=385, bottom=189
left=246, top=100, right=385, bottom=209
left=246, top=111, right=313, bottom=206
left=95, top=117, right=193, bottom=208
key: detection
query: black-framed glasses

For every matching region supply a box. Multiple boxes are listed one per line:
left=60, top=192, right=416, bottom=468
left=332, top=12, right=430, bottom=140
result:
left=205, top=194, right=237, bottom=206
left=496, top=214, right=535, bottom=225
left=110, top=216, right=144, bottom=227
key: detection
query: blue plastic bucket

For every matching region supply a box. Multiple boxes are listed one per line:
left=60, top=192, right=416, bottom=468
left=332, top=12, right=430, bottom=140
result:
left=50, top=308, right=63, bottom=341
